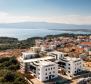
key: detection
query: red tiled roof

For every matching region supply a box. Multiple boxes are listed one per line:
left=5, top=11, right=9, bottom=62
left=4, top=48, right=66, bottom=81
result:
left=76, top=48, right=84, bottom=51
left=80, top=42, right=91, bottom=45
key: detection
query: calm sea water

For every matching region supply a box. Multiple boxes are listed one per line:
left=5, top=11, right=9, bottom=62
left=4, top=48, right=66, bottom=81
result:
left=0, top=28, right=90, bottom=40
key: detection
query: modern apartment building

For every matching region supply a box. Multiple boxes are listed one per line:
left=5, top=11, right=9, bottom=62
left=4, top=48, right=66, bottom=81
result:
left=29, top=60, right=58, bottom=81
left=19, top=50, right=84, bottom=80
left=48, top=51, right=84, bottom=77
left=47, top=51, right=64, bottom=60
left=19, top=52, right=39, bottom=72
left=19, top=52, right=58, bottom=81
left=58, top=57, right=83, bottom=77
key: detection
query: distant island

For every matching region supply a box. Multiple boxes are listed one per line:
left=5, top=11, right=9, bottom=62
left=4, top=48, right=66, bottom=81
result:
left=51, top=29, right=91, bottom=32
left=0, top=22, right=91, bottom=30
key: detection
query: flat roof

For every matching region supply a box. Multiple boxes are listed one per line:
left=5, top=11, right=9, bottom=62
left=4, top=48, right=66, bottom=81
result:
left=33, top=60, right=55, bottom=66
left=21, top=56, right=54, bottom=63
left=63, top=57, right=81, bottom=62
left=22, top=52, right=37, bottom=55
left=49, top=51, right=63, bottom=54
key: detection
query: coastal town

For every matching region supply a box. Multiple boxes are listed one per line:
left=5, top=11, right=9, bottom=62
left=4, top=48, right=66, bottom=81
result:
left=1, top=35, right=91, bottom=84
left=0, top=0, right=91, bottom=84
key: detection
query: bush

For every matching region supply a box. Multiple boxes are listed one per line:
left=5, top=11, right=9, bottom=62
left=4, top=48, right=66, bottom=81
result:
left=0, top=69, right=28, bottom=84
left=0, top=57, right=28, bottom=84
left=0, top=57, right=20, bottom=70
left=3, top=71, right=15, bottom=82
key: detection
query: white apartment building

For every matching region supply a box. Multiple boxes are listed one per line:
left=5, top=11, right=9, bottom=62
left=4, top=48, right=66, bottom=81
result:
left=29, top=61, right=58, bottom=81
left=31, top=46, right=41, bottom=53
left=22, top=52, right=39, bottom=60
left=19, top=52, right=58, bottom=81
left=40, top=45, right=55, bottom=52
left=19, top=52, right=39, bottom=72
left=58, top=57, right=83, bottom=77
left=47, top=51, right=64, bottom=60
left=48, top=51, right=84, bottom=77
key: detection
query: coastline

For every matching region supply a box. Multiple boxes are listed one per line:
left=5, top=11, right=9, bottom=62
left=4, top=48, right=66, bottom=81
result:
left=0, top=28, right=91, bottom=40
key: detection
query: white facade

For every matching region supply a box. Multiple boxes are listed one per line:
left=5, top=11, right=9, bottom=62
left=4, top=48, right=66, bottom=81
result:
left=41, top=45, right=46, bottom=52
left=22, top=52, right=38, bottom=60
left=20, top=52, right=38, bottom=72
left=31, top=47, right=41, bottom=53
left=35, top=61, right=58, bottom=81
left=47, top=51, right=64, bottom=60
left=19, top=52, right=58, bottom=81
left=40, top=45, right=56, bottom=52
left=20, top=50, right=84, bottom=80
left=48, top=51, right=84, bottom=77
left=57, top=57, right=83, bottom=77
left=21, top=60, right=58, bottom=81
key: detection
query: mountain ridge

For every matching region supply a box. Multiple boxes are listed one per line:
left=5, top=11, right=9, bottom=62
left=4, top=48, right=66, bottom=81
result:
left=0, top=22, right=91, bottom=29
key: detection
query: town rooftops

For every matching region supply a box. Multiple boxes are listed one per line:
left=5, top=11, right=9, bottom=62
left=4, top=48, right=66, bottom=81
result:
left=80, top=42, right=91, bottom=45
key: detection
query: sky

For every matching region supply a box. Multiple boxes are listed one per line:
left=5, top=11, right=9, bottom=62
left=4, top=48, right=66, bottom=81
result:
left=0, top=0, right=91, bottom=24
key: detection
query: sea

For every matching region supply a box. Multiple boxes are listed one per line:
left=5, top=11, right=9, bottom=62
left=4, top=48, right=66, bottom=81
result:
left=0, top=28, right=90, bottom=40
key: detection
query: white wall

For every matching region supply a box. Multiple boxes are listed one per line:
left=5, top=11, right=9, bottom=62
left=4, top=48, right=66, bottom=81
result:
left=37, top=64, right=58, bottom=81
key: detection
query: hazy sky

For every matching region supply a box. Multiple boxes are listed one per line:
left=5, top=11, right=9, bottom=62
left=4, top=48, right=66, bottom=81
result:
left=0, top=0, right=91, bottom=24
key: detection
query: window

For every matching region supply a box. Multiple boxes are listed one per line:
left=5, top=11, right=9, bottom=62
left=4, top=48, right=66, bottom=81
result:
left=51, top=68, right=52, bottom=70
left=53, top=67, right=55, bottom=69
left=79, top=69, right=81, bottom=71
left=46, top=77, right=48, bottom=79
left=49, top=72, right=51, bottom=74
left=53, top=71, right=55, bottom=73
left=68, top=64, right=70, bottom=66
left=68, top=67, right=70, bottom=69
left=68, top=71, right=70, bottom=73
left=52, top=75, right=55, bottom=78
left=45, top=73, right=47, bottom=75
left=45, top=69, right=47, bottom=71
left=48, top=68, right=50, bottom=70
